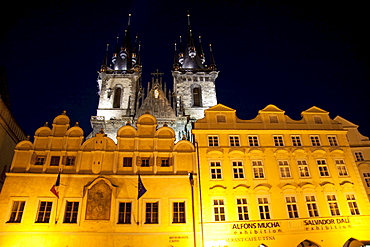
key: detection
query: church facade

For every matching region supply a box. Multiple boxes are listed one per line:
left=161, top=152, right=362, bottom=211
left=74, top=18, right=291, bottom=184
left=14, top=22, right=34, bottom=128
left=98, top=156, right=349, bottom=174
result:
left=90, top=14, right=218, bottom=142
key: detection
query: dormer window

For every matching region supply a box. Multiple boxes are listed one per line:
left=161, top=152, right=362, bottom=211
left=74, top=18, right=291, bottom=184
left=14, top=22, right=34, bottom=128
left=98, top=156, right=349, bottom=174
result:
left=217, top=115, right=226, bottom=123
left=269, top=115, right=278, bottom=123
left=313, top=116, right=323, bottom=124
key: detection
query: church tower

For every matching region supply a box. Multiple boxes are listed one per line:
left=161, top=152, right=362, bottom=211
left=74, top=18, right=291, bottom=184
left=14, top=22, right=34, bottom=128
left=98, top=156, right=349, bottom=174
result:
left=172, top=13, right=219, bottom=120
left=90, top=13, right=218, bottom=142
left=91, top=14, right=142, bottom=140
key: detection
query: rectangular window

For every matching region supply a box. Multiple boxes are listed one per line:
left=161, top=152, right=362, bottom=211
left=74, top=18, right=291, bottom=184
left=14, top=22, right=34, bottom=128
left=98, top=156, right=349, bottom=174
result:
left=314, top=116, right=323, bottom=124
left=145, top=202, right=159, bottom=224
left=141, top=158, right=150, bottom=167
left=36, top=201, right=53, bottom=223
left=305, top=195, right=319, bottom=217
left=217, top=115, right=226, bottom=123
left=273, top=135, right=284, bottom=147
left=355, top=152, right=365, bottom=161
left=248, top=135, right=259, bottom=147
left=173, top=202, right=186, bottom=223
left=123, top=157, right=133, bottom=167
left=363, top=173, right=370, bottom=187
left=327, top=195, right=340, bottom=216
left=291, top=135, right=302, bottom=146
left=161, top=158, right=170, bottom=167
left=335, top=159, right=348, bottom=176
left=327, top=135, right=338, bottom=146
left=346, top=194, right=360, bottom=215
left=236, top=198, right=249, bottom=220
left=35, top=156, right=46, bottom=166
left=213, top=199, right=225, bottom=221
left=278, top=160, right=291, bottom=178
left=317, top=159, right=330, bottom=177
left=65, top=156, right=76, bottom=166
left=210, top=161, right=222, bottom=180
left=257, top=197, right=271, bottom=220
left=310, top=135, right=321, bottom=146
left=252, top=160, right=265, bottom=179
left=297, top=160, right=310, bottom=177
left=285, top=196, right=299, bottom=218
left=118, top=202, right=132, bottom=224
left=63, top=201, right=79, bottom=223
left=208, top=135, right=219, bottom=147
left=232, top=161, right=245, bottom=179
left=7, top=201, right=25, bottom=223
left=229, top=135, right=240, bottom=147
left=50, top=156, right=60, bottom=166
left=269, top=115, right=278, bottom=123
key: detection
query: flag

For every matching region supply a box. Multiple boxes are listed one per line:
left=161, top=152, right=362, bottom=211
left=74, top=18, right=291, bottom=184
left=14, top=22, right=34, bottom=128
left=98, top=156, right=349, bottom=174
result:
left=137, top=174, right=147, bottom=199
left=50, top=172, right=60, bottom=198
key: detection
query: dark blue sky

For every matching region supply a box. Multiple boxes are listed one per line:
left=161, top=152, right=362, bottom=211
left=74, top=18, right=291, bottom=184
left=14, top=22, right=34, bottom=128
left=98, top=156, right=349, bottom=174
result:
left=1, top=0, right=369, bottom=137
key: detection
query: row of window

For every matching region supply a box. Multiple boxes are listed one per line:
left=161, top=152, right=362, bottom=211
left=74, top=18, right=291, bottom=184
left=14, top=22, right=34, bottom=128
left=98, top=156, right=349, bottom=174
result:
left=208, top=134, right=340, bottom=147
left=7, top=200, right=186, bottom=225
left=213, top=194, right=360, bottom=222
left=210, top=159, right=349, bottom=180
left=34, top=156, right=172, bottom=168
left=180, top=77, right=210, bottom=82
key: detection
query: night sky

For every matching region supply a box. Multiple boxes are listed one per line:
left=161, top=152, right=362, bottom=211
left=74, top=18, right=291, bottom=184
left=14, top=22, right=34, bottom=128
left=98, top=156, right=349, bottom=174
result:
left=1, top=0, right=369, bottom=138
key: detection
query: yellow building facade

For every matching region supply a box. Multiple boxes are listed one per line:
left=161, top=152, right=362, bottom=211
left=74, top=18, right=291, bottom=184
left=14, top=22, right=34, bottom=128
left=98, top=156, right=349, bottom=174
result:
left=0, top=112, right=199, bottom=247
left=192, top=104, right=370, bottom=247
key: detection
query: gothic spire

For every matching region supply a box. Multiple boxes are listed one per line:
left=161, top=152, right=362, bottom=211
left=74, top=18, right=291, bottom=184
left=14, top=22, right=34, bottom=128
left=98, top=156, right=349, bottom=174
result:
left=209, top=43, right=217, bottom=71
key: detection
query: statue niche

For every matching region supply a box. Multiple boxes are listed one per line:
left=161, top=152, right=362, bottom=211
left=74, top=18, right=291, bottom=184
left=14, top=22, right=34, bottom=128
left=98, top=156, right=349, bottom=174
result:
left=85, top=180, right=112, bottom=220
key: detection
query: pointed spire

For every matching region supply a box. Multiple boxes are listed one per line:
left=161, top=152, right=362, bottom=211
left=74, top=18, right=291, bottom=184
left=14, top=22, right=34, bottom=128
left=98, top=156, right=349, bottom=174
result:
left=198, top=35, right=205, bottom=64
left=209, top=43, right=217, bottom=71
left=100, top=43, right=109, bottom=72
left=173, top=42, right=180, bottom=70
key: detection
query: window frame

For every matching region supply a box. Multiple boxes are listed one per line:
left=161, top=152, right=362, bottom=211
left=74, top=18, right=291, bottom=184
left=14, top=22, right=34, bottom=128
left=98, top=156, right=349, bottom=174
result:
left=172, top=201, right=186, bottom=224
left=213, top=198, right=226, bottom=222
left=363, top=173, right=370, bottom=187
left=236, top=197, right=249, bottom=221
left=305, top=195, right=319, bottom=217
left=208, top=135, right=219, bottom=147
left=35, top=200, right=54, bottom=224
left=144, top=201, right=159, bottom=224
left=229, top=135, right=241, bottom=147
left=326, top=194, right=341, bottom=216
left=35, top=155, right=46, bottom=166
left=232, top=160, right=245, bottom=179
left=278, top=160, right=291, bottom=178
left=335, top=159, right=348, bottom=177
left=117, top=200, right=133, bottom=225
left=252, top=160, right=265, bottom=179
left=345, top=194, right=360, bottom=216
left=248, top=135, right=259, bottom=147
left=123, top=157, right=133, bottom=167
left=273, top=135, right=284, bottom=147
left=310, top=135, right=321, bottom=147
left=65, top=156, right=76, bottom=166
left=354, top=151, right=365, bottom=161
left=327, top=135, right=339, bottom=146
left=50, top=156, right=60, bottom=166
left=63, top=200, right=80, bottom=224
left=210, top=161, right=223, bottom=180
left=291, top=135, right=302, bottom=147
left=257, top=196, right=271, bottom=220
left=297, top=159, right=310, bottom=178
left=316, top=159, right=330, bottom=177
left=285, top=196, right=299, bottom=219
left=6, top=199, right=27, bottom=224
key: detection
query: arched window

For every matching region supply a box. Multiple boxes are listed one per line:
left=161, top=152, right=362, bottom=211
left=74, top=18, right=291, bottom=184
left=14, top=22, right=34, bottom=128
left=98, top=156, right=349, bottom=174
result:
left=113, top=87, right=122, bottom=108
left=193, top=87, right=201, bottom=107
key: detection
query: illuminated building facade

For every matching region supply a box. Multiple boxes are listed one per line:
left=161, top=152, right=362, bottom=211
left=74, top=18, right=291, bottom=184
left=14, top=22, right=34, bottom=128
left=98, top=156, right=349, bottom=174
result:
left=192, top=104, right=370, bottom=247
left=0, top=112, right=198, bottom=246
